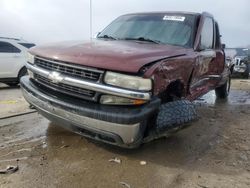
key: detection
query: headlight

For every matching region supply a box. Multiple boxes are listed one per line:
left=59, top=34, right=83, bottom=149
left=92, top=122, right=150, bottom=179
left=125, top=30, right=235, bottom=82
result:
left=27, top=52, right=35, bottom=64
left=100, top=95, right=146, bottom=105
left=104, top=71, right=152, bottom=91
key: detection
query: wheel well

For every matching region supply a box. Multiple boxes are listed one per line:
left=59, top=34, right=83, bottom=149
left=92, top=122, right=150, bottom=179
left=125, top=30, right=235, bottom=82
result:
left=18, top=66, right=27, bottom=77
left=160, top=79, right=184, bottom=103
left=17, top=66, right=27, bottom=82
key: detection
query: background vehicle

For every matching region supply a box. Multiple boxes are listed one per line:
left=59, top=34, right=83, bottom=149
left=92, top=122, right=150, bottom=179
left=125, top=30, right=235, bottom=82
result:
left=224, top=48, right=237, bottom=71
left=233, top=51, right=249, bottom=79
left=21, top=12, right=232, bottom=148
left=225, top=48, right=249, bottom=79
left=0, top=37, right=35, bottom=86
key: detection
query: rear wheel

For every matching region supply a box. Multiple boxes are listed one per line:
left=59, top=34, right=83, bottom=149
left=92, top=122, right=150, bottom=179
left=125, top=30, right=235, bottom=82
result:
left=215, top=75, right=231, bottom=99
left=243, top=64, right=249, bottom=79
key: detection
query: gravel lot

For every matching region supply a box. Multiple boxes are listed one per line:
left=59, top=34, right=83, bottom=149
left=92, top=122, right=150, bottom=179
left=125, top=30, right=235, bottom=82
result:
left=0, top=80, right=250, bottom=188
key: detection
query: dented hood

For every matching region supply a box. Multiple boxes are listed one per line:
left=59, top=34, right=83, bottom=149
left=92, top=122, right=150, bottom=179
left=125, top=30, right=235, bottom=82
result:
left=30, top=39, right=188, bottom=73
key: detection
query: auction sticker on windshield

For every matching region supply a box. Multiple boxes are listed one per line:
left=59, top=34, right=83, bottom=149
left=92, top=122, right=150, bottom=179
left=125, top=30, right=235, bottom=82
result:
left=163, top=15, right=186, bottom=22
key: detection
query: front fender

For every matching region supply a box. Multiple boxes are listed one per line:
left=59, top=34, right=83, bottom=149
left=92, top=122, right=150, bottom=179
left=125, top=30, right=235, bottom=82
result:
left=143, top=57, right=195, bottom=97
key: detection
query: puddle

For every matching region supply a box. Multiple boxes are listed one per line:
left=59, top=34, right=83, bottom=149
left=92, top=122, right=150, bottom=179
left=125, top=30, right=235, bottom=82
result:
left=196, top=90, right=250, bottom=106
left=0, top=80, right=250, bottom=187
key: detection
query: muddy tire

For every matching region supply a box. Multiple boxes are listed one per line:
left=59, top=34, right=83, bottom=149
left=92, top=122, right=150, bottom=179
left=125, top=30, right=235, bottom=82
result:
left=215, top=76, right=231, bottom=99
left=156, top=100, right=197, bottom=131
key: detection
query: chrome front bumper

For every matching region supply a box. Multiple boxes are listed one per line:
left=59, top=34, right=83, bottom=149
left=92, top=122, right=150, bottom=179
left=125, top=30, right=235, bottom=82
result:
left=20, top=77, right=160, bottom=147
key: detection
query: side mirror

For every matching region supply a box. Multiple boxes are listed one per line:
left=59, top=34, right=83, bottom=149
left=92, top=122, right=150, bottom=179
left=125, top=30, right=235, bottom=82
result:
left=222, top=44, right=226, bottom=49
left=94, top=32, right=101, bottom=38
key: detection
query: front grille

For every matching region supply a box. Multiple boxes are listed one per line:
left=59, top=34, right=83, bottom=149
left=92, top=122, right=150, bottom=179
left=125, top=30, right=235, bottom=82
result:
left=34, top=74, right=97, bottom=101
left=34, top=57, right=103, bottom=82
left=32, top=57, right=104, bottom=102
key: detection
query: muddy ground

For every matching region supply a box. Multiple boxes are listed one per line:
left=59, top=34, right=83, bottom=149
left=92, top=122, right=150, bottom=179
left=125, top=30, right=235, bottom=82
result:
left=0, top=80, right=250, bottom=188
left=0, top=84, right=33, bottom=119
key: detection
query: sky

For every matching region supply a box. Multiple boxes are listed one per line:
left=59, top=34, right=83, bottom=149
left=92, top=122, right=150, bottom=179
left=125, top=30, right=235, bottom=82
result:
left=0, top=0, right=249, bottom=48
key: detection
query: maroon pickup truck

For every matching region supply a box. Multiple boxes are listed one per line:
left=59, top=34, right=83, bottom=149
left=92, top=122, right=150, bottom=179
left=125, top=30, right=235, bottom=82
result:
left=21, top=12, right=231, bottom=148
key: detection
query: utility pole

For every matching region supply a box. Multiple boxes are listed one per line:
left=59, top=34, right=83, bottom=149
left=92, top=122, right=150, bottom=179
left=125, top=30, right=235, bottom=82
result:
left=90, top=0, right=92, bottom=39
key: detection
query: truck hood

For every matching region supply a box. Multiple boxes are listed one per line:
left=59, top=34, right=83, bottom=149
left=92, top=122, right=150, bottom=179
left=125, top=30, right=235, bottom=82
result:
left=30, top=39, right=188, bottom=73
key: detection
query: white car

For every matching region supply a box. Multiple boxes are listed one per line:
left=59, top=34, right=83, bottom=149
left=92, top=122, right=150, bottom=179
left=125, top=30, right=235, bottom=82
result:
left=0, top=37, right=35, bottom=86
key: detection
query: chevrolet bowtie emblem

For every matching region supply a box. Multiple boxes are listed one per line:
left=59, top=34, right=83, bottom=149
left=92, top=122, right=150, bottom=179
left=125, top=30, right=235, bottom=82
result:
left=48, top=72, right=63, bottom=83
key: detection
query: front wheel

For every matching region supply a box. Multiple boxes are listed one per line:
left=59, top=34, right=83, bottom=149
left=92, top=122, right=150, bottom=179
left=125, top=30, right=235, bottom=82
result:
left=215, top=76, right=231, bottom=99
left=6, top=68, right=27, bottom=87
left=156, top=100, right=197, bottom=131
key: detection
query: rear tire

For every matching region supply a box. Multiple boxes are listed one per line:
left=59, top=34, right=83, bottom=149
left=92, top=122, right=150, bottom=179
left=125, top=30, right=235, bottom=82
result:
left=215, top=76, right=231, bottom=99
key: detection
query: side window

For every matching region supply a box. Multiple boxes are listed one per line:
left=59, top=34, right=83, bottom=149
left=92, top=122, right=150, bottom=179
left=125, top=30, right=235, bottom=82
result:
left=200, top=18, right=214, bottom=50
left=0, top=41, right=21, bottom=53
left=18, top=43, right=36, bottom=49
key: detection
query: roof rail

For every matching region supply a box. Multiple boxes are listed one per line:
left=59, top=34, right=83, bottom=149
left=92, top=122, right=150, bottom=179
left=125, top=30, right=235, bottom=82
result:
left=0, top=37, right=20, bottom=41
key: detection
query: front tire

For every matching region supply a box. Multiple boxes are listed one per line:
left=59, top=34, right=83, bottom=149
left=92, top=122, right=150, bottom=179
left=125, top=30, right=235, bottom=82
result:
left=156, top=100, right=197, bottom=131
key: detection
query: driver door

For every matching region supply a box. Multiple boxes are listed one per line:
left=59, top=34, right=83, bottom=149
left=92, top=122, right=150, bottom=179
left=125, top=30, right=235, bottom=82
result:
left=190, top=13, right=221, bottom=94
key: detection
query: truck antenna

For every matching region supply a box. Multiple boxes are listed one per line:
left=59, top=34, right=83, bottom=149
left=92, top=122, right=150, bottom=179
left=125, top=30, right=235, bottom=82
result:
left=90, top=0, right=93, bottom=39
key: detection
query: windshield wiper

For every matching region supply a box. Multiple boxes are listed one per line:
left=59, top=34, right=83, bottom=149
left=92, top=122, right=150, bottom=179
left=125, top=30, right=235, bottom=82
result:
left=122, top=37, right=161, bottom=44
left=97, top=35, right=117, bottom=40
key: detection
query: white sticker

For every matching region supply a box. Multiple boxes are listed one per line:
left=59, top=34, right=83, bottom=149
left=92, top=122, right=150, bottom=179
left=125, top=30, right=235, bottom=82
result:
left=163, top=15, right=186, bottom=22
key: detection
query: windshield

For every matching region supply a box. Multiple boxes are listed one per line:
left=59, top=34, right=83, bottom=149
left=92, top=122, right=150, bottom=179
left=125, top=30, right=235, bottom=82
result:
left=98, top=14, right=196, bottom=47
